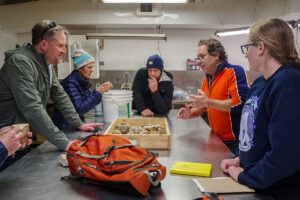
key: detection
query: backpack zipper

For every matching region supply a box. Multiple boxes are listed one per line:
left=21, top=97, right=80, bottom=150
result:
left=105, top=160, right=135, bottom=171
left=67, top=153, right=85, bottom=177
left=104, top=160, right=134, bottom=165
left=83, top=153, right=156, bottom=174
left=134, top=163, right=160, bottom=173
left=83, top=162, right=111, bottom=175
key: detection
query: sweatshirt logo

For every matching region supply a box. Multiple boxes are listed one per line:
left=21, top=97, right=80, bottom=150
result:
left=239, top=96, right=258, bottom=152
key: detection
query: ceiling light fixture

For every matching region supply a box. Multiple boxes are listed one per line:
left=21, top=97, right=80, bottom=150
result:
left=102, top=0, right=188, bottom=3
left=215, top=19, right=300, bottom=37
left=86, top=33, right=167, bottom=41
left=215, top=27, right=250, bottom=37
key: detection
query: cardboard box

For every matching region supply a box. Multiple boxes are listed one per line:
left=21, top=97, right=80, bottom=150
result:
left=104, top=118, right=170, bottom=149
left=194, top=177, right=254, bottom=193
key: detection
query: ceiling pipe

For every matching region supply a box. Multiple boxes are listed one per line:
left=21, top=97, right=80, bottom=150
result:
left=86, top=33, right=167, bottom=41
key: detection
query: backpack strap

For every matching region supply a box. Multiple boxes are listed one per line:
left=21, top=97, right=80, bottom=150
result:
left=102, top=139, right=135, bottom=159
left=76, top=151, right=107, bottom=159
left=61, top=174, right=82, bottom=180
left=76, top=138, right=136, bottom=160
left=67, top=153, right=85, bottom=176
left=114, top=143, right=135, bottom=149
left=61, top=175, right=88, bottom=184
left=77, top=131, right=104, bottom=147
left=144, top=170, right=162, bottom=186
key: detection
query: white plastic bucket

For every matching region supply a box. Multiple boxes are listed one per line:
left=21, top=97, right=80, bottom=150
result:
left=102, top=90, right=133, bottom=122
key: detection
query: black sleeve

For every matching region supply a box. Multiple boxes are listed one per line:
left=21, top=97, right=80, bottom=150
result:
left=132, top=69, right=148, bottom=113
left=151, top=82, right=174, bottom=114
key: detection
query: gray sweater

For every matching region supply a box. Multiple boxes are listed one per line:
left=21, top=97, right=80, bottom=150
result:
left=0, top=46, right=83, bottom=150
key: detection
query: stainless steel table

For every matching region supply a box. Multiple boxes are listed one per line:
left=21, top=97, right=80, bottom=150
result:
left=0, top=110, right=271, bottom=200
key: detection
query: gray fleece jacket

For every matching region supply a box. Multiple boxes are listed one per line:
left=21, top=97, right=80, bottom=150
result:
left=0, top=46, right=83, bottom=150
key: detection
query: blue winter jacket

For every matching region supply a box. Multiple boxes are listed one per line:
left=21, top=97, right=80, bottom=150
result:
left=0, top=123, right=9, bottom=167
left=51, top=70, right=101, bottom=130
left=0, top=141, right=8, bottom=168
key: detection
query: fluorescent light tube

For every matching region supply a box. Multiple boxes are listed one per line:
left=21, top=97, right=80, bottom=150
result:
left=86, top=33, right=167, bottom=41
left=102, top=0, right=187, bottom=3
left=215, top=28, right=249, bottom=37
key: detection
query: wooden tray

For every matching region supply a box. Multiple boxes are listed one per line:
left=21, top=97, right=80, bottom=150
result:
left=104, top=118, right=170, bottom=149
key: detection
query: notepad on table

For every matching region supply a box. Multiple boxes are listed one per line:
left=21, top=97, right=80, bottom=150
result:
left=170, top=161, right=212, bottom=177
left=193, top=177, right=255, bottom=193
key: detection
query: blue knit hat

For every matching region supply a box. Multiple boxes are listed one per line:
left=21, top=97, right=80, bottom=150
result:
left=146, top=54, right=164, bottom=71
left=72, top=49, right=95, bottom=70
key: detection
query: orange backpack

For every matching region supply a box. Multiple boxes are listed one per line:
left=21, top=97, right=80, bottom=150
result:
left=66, top=134, right=166, bottom=196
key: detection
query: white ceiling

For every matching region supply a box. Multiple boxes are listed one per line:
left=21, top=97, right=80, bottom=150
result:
left=0, top=0, right=299, bottom=33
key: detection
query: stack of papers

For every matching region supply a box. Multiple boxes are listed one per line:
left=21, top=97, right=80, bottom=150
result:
left=170, top=161, right=212, bottom=177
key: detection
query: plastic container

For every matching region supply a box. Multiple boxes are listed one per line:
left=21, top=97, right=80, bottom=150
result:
left=95, top=83, right=103, bottom=117
left=102, top=90, right=133, bottom=122
left=95, top=102, right=103, bottom=117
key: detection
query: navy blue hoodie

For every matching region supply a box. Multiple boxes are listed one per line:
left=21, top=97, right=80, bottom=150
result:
left=238, top=65, right=300, bottom=198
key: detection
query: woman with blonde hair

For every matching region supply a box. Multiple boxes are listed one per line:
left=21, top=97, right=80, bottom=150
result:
left=221, top=18, right=300, bottom=199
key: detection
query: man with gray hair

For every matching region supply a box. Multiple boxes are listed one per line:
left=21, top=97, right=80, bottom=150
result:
left=177, top=38, right=250, bottom=154
left=0, top=20, right=102, bottom=166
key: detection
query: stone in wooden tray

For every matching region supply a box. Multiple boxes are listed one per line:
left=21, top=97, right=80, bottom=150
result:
left=104, top=118, right=170, bottom=149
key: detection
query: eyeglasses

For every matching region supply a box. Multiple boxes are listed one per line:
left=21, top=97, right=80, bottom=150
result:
left=240, top=43, right=257, bottom=54
left=41, top=21, right=57, bottom=40
left=194, top=58, right=202, bottom=64
left=197, top=53, right=209, bottom=60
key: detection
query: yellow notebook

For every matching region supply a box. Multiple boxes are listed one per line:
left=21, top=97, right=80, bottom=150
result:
left=170, top=161, right=211, bottom=177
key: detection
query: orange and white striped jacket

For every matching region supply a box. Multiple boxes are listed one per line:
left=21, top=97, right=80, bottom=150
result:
left=201, top=61, right=250, bottom=141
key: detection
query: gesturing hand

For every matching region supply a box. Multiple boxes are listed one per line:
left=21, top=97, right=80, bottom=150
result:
left=176, top=104, right=192, bottom=119
left=96, top=82, right=113, bottom=94
left=79, top=123, right=104, bottom=131
left=186, top=90, right=208, bottom=108
left=148, top=76, right=158, bottom=93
